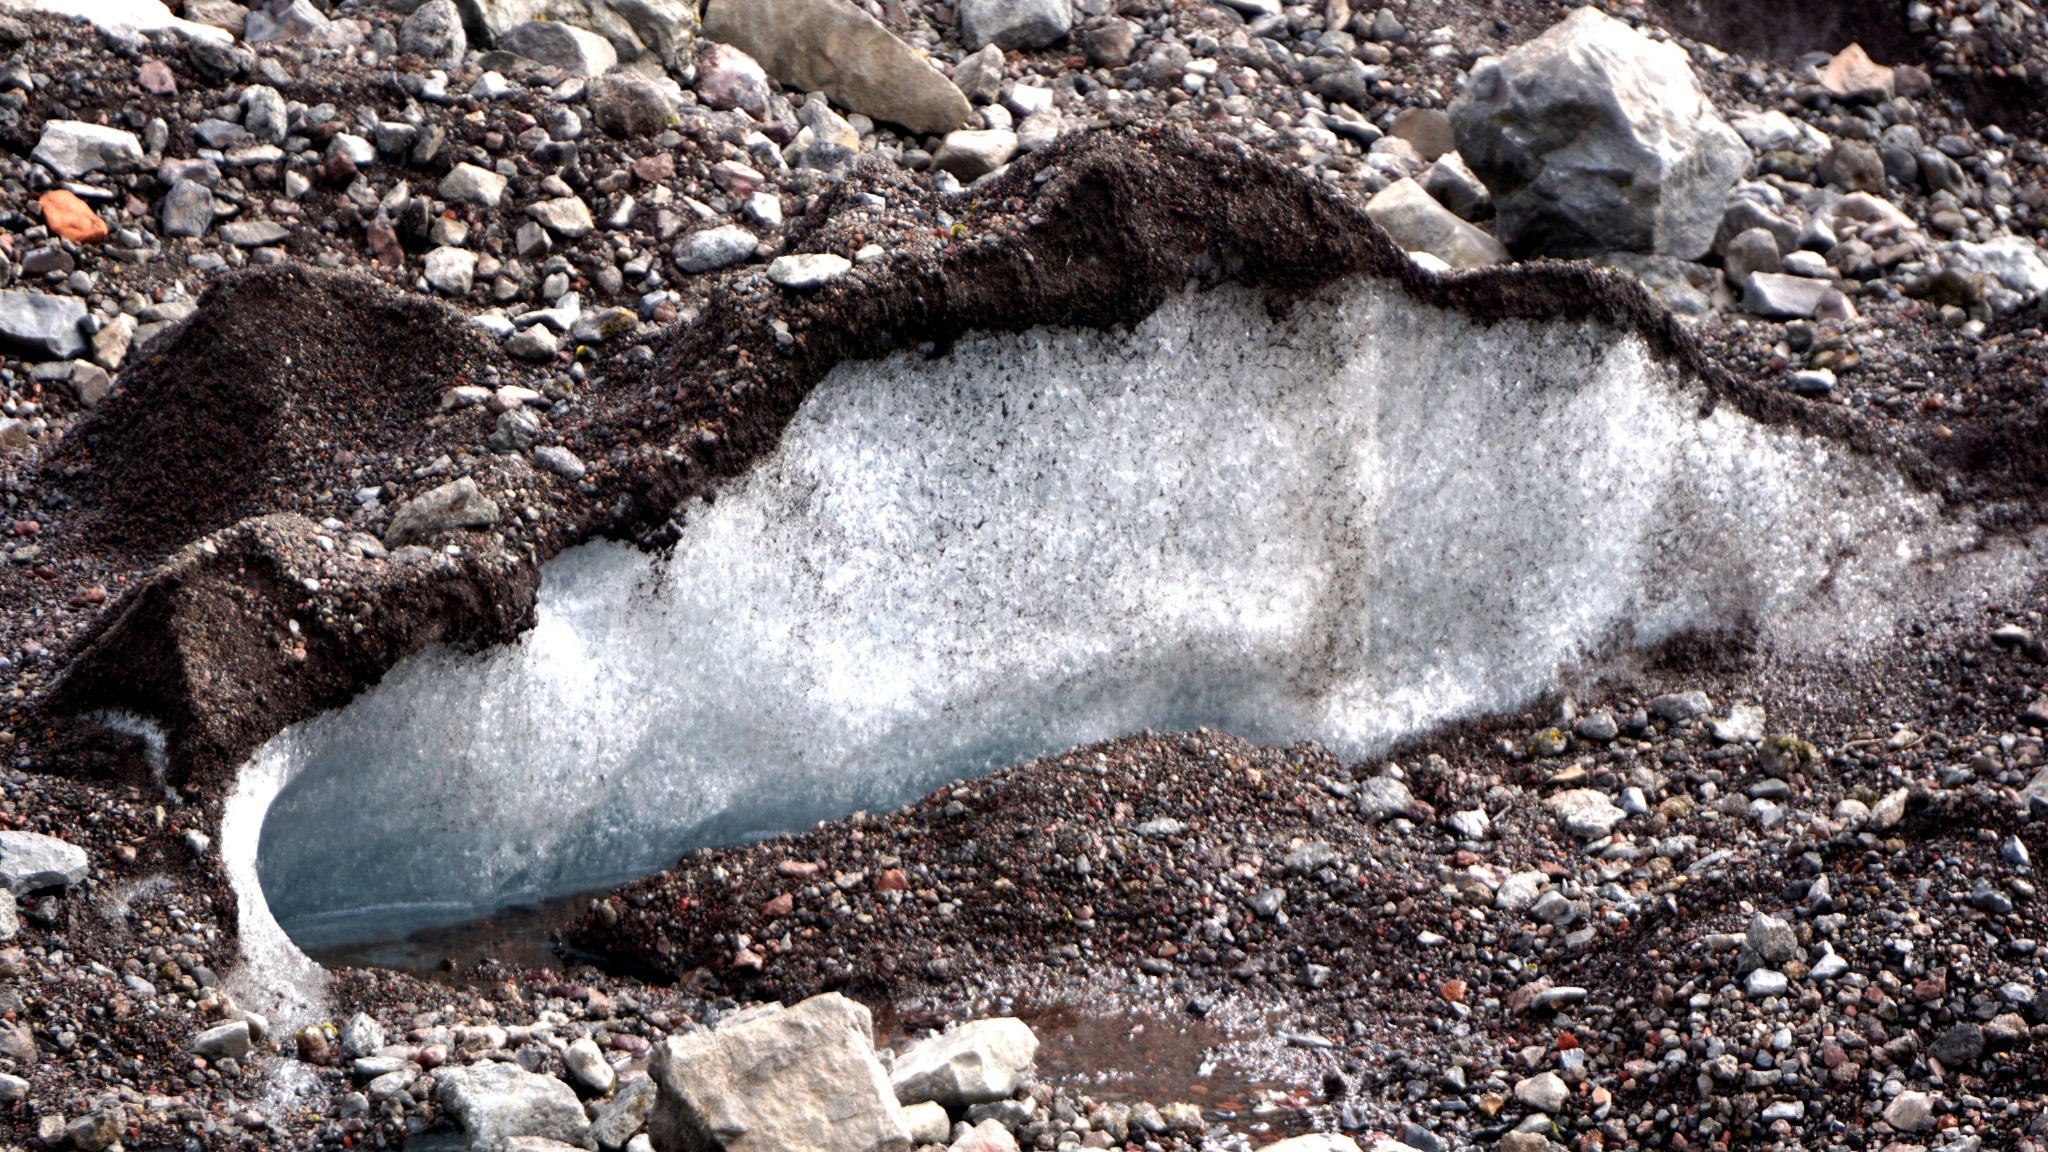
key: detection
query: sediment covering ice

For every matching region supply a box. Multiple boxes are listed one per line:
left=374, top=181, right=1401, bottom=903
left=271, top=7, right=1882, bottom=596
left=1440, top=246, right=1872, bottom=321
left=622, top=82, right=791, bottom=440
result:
left=241, top=279, right=1975, bottom=954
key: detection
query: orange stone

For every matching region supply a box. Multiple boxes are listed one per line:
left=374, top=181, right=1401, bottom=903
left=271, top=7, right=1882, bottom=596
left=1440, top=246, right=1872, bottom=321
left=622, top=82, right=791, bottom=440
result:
left=39, top=190, right=107, bottom=244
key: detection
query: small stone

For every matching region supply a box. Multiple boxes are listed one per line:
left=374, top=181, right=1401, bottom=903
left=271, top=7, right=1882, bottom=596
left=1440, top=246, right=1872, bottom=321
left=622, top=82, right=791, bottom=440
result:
left=1353, top=775, right=1418, bottom=822
left=1543, top=789, right=1626, bottom=840
left=526, top=197, right=595, bottom=240
left=1882, top=1091, right=1936, bottom=1133
left=1366, top=177, right=1506, bottom=269
left=192, top=1020, right=253, bottom=1059
left=932, top=129, right=1018, bottom=180
left=1743, top=968, right=1789, bottom=998
left=32, top=120, right=144, bottom=180
left=384, top=478, right=500, bottom=548
left=534, top=446, right=587, bottom=481
left=1648, top=691, right=1711, bottom=722
left=1931, top=1023, right=1984, bottom=1067
left=137, top=59, right=178, bottom=94
left=1746, top=913, right=1796, bottom=964
left=219, top=220, right=289, bottom=248
left=1818, top=43, right=1894, bottom=103
left=245, top=0, right=327, bottom=42
left=441, top=163, right=510, bottom=208
left=902, top=1101, right=950, bottom=1146
left=564, top=1036, right=616, bottom=1096
left=38, top=190, right=107, bottom=245
left=507, top=326, right=560, bottom=362
left=1742, top=272, right=1833, bottom=320
left=952, top=44, right=1005, bottom=103
left=696, top=42, right=774, bottom=118
left=675, top=225, right=758, bottom=273
left=424, top=247, right=477, bottom=295
left=1513, top=1071, right=1568, bottom=1113
left=768, top=253, right=853, bottom=290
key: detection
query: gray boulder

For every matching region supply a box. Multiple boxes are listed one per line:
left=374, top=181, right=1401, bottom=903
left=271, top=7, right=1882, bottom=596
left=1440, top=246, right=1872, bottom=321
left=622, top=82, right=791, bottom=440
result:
left=646, top=993, right=909, bottom=1152
left=0, top=290, right=90, bottom=359
left=958, top=0, right=1070, bottom=51
left=1448, top=7, right=1749, bottom=259
left=400, top=0, right=468, bottom=66
left=436, top=1063, right=595, bottom=1151
left=0, top=832, right=88, bottom=894
left=891, top=1018, right=1038, bottom=1107
left=32, top=121, right=144, bottom=180
left=461, top=0, right=696, bottom=74
left=384, top=478, right=501, bottom=548
left=1365, top=177, right=1506, bottom=269
left=702, top=0, right=970, bottom=135
left=499, top=19, right=618, bottom=74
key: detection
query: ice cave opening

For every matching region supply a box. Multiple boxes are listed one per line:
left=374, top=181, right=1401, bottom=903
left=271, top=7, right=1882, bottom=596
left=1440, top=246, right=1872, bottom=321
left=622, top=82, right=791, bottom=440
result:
left=226, top=279, right=1979, bottom=979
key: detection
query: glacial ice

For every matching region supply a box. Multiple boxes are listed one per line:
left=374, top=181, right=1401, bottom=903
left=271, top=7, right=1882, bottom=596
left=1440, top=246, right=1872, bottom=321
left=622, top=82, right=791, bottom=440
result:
left=238, top=279, right=1984, bottom=963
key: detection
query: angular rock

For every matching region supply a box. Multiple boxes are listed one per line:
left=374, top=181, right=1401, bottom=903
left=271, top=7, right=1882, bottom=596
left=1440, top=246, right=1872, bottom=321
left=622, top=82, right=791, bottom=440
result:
left=948, top=1120, right=1018, bottom=1152
left=590, top=1078, right=656, bottom=1148
left=1514, top=1071, right=1568, bottom=1113
left=0, top=832, right=88, bottom=894
left=436, top=1062, right=595, bottom=1150
left=932, top=129, right=1018, bottom=181
left=958, top=0, right=1070, bottom=51
left=507, top=326, right=560, bottom=361
left=900, top=1102, right=950, bottom=1146
left=1421, top=152, right=1490, bottom=220
left=400, top=0, right=467, bottom=66
left=1818, top=43, right=1893, bottom=103
left=784, top=94, right=863, bottom=172
left=339, top=1013, right=386, bottom=1060
left=564, top=1036, right=617, bottom=1096
left=527, top=197, right=595, bottom=239
left=220, top=220, right=290, bottom=248
left=1741, top=272, right=1832, bottom=320
left=1365, top=177, right=1506, bottom=269
left=1448, top=7, right=1748, bottom=259
left=0, top=291, right=88, bottom=359
left=441, top=162, right=510, bottom=208
left=674, top=225, right=757, bottom=273
left=1883, top=1091, right=1936, bottom=1134
left=1746, top=913, right=1795, bottom=964
left=891, top=1017, right=1038, bottom=1107
left=385, top=478, right=501, bottom=548
left=425, top=247, right=478, bottom=295
left=702, top=0, right=970, bottom=135
left=952, top=43, right=1005, bottom=104
left=500, top=19, right=618, bottom=75
left=647, top=993, right=909, bottom=1152
left=1389, top=107, right=1455, bottom=163
left=1544, top=789, right=1625, bottom=840
left=242, top=85, right=289, bottom=145
left=1722, top=227, right=1780, bottom=284
left=1354, top=775, right=1418, bottom=822
left=245, top=0, right=328, bottom=40
left=32, top=120, right=144, bottom=180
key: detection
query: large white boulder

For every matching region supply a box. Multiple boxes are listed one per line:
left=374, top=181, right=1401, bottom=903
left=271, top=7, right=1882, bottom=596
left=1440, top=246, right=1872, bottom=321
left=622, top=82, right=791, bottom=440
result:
left=646, top=993, right=909, bottom=1152
left=1448, top=7, right=1750, bottom=260
left=891, top=1017, right=1038, bottom=1107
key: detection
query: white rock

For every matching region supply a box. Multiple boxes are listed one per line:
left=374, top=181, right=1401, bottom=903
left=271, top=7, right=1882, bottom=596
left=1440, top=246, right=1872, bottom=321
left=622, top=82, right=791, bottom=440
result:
left=32, top=121, right=143, bottom=180
left=384, top=478, right=501, bottom=548
left=564, top=1036, right=616, bottom=1096
left=768, top=253, right=853, bottom=290
left=1869, top=787, right=1909, bottom=830
left=891, top=1017, right=1038, bottom=1107
left=191, top=1020, right=252, bottom=1059
left=527, top=197, right=595, bottom=239
left=1744, top=968, right=1789, bottom=998
left=647, top=993, right=910, bottom=1152
left=1943, top=236, right=2048, bottom=305
left=932, top=129, right=1018, bottom=180
left=1544, top=788, right=1626, bottom=840
left=1493, top=870, right=1547, bottom=911
left=0, top=831, right=88, bottom=894
left=424, top=247, right=478, bottom=296
left=2, top=0, right=231, bottom=42
left=675, top=225, right=758, bottom=273
left=1741, top=271, right=1833, bottom=320
left=435, top=1062, right=594, bottom=1150
left=900, top=1101, right=950, bottom=1146
left=1513, top=1070, right=1568, bottom=1113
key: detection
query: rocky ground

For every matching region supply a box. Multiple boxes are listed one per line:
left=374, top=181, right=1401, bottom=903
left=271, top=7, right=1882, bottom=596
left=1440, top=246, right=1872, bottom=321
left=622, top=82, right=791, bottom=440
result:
left=0, top=0, right=2044, bottom=1147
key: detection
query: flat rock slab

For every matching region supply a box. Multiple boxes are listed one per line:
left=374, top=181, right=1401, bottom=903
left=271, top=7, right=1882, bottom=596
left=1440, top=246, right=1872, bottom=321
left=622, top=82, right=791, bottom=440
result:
left=0, top=832, right=88, bottom=894
left=702, top=0, right=969, bottom=136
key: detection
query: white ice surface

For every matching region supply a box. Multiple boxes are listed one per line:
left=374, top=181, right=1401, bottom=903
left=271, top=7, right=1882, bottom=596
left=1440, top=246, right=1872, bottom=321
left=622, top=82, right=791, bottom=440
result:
left=227, top=279, right=1989, bottom=984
